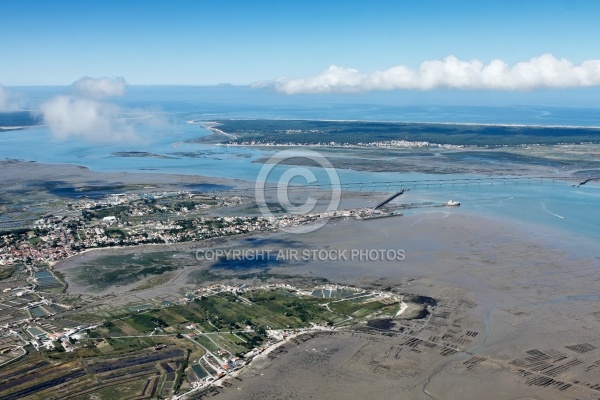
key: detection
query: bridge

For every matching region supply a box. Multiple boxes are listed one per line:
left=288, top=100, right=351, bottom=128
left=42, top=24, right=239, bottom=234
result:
left=230, top=175, right=599, bottom=194
left=1, top=175, right=597, bottom=231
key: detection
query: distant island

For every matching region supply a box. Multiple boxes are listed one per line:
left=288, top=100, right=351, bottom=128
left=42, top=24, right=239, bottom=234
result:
left=203, top=119, right=600, bottom=147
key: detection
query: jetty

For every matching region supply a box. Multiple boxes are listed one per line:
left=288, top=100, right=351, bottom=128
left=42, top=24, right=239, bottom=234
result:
left=374, top=189, right=406, bottom=210
left=575, top=177, right=600, bottom=187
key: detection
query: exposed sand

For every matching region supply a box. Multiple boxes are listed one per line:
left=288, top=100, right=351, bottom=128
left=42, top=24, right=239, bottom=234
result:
left=209, top=212, right=600, bottom=400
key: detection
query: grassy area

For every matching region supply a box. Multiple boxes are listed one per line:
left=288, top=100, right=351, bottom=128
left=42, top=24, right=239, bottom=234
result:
left=159, top=291, right=339, bottom=330
left=106, top=337, right=158, bottom=352
left=154, top=303, right=220, bottom=332
left=45, top=345, right=101, bottom=360
left=88, top=205, right=129, bottom=219
left=193, top=334, right=219, bottom=353
left=132, top=272, right=175, bottom=291
left=110, top=320, right=138, bottom=336
left=329, top=299, right=392, bottom=317
left=69, top=290, right=396, bottom=365
left=77, top=290, right=347, bottom=355
left=29, top=237, right=42, bottom=246
left=73, top=252, right=192, bottom=290
left=207, top=333, right=248, bottom=355
left=244, top=290, right=335, bottom=326
left=122, top=312, right=168, bottom=333
left=187, top=268, right=329, bottom=285
left=69, top=313, right=106, bottom=324
left=44, top=336, right=168, bottom=361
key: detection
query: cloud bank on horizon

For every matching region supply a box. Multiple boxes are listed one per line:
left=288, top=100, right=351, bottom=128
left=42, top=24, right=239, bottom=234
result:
left=41, top=77, right=136, bottom=142
left=255, top=54, right=600, bottom=94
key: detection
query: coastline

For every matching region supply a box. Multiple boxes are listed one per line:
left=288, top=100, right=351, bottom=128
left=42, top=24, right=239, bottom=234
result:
left=0, top=159, right=255, bottom=191
left=3, top=157, right=600, bottom=399
left=52, top=204, right=600, bottom=299
left=186, top=120, right=238, bottom=143
left=188, top=117, right=600, bottom=130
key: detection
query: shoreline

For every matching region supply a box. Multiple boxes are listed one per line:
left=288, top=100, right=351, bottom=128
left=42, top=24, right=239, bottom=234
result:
left=0, top=159, right=256, bottom=190
left=185, top=120, right=238, bottom=143
left=6, top=174, right=600, bottom=399
left=52, top=207, right=600, bottom=296
left=196, top=117, right=600, bottom=130
left=23, top=154, right=595, bottom=278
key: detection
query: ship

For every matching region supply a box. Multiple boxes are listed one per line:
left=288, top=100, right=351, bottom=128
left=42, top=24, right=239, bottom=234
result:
left=446, top=200, right=461, bottom=206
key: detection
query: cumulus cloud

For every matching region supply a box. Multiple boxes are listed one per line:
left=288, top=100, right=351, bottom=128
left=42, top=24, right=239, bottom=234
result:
left=41, top=77, right=136, bottom=142
left=72, top=76, right=127, bottom=98
left=41, top=95, right=134, bottom=141
left=255, top=54, right=600, bottom=94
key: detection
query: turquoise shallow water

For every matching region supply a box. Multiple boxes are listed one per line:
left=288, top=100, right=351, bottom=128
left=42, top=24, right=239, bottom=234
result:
left=1, top=87, right=599, bottom=243
left=397, top=180, right=600, bottom=242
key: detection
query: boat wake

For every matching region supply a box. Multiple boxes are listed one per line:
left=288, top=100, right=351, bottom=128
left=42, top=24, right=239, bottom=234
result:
left=541, top=202, right=565, bottom=219
left=404, top=211, right=450, bottom=228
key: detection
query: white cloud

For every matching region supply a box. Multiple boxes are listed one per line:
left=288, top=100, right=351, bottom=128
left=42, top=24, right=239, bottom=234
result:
left=41, top=95, right=135, bottom=141
left=72, top=76, right=127, bottom=98
left=41, top=76, right=136, bottom=142
left=255, top=54, right=600, bottom=94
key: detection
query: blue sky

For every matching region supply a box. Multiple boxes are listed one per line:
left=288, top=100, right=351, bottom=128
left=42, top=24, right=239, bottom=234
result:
left=1, top=0, right=600, bottom=86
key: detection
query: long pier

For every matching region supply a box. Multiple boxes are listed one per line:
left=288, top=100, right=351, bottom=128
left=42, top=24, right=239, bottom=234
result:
left=374, top=189, right=406, bottom=210
left=575, top=177, right=600, bottom=187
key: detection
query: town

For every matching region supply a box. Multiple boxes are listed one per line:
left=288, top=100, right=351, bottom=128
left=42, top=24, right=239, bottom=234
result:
left=0, top=190, right=376, bottom=269
left=0, top=190, right=394, bottom=399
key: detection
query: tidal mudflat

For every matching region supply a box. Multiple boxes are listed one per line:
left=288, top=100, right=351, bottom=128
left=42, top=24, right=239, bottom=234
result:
left=212, top=212, right=600, bottom=400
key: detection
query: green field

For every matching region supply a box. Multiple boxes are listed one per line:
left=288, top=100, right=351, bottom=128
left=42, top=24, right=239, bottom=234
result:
left=70, top=288, right=394, bottom=355
left=208, top=333, right=248, bottom=354
left=193, top=335, right=219, bottom=353
left=122, top=312, right=168, bottom=332
left=65, top=288, right=400, bottom=367
left=330, top=299, right=395, bottom=317
left=73, top=252, right=196, bottom=290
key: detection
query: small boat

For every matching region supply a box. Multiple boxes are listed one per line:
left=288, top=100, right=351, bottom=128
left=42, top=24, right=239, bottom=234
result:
left=446, top=200, right=460, bottom=206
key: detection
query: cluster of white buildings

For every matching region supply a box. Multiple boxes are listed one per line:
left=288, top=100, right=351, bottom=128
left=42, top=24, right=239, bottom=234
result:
left=229, top=139, right=463, bottom=149
left=26, top=324, right=94, bottom=353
